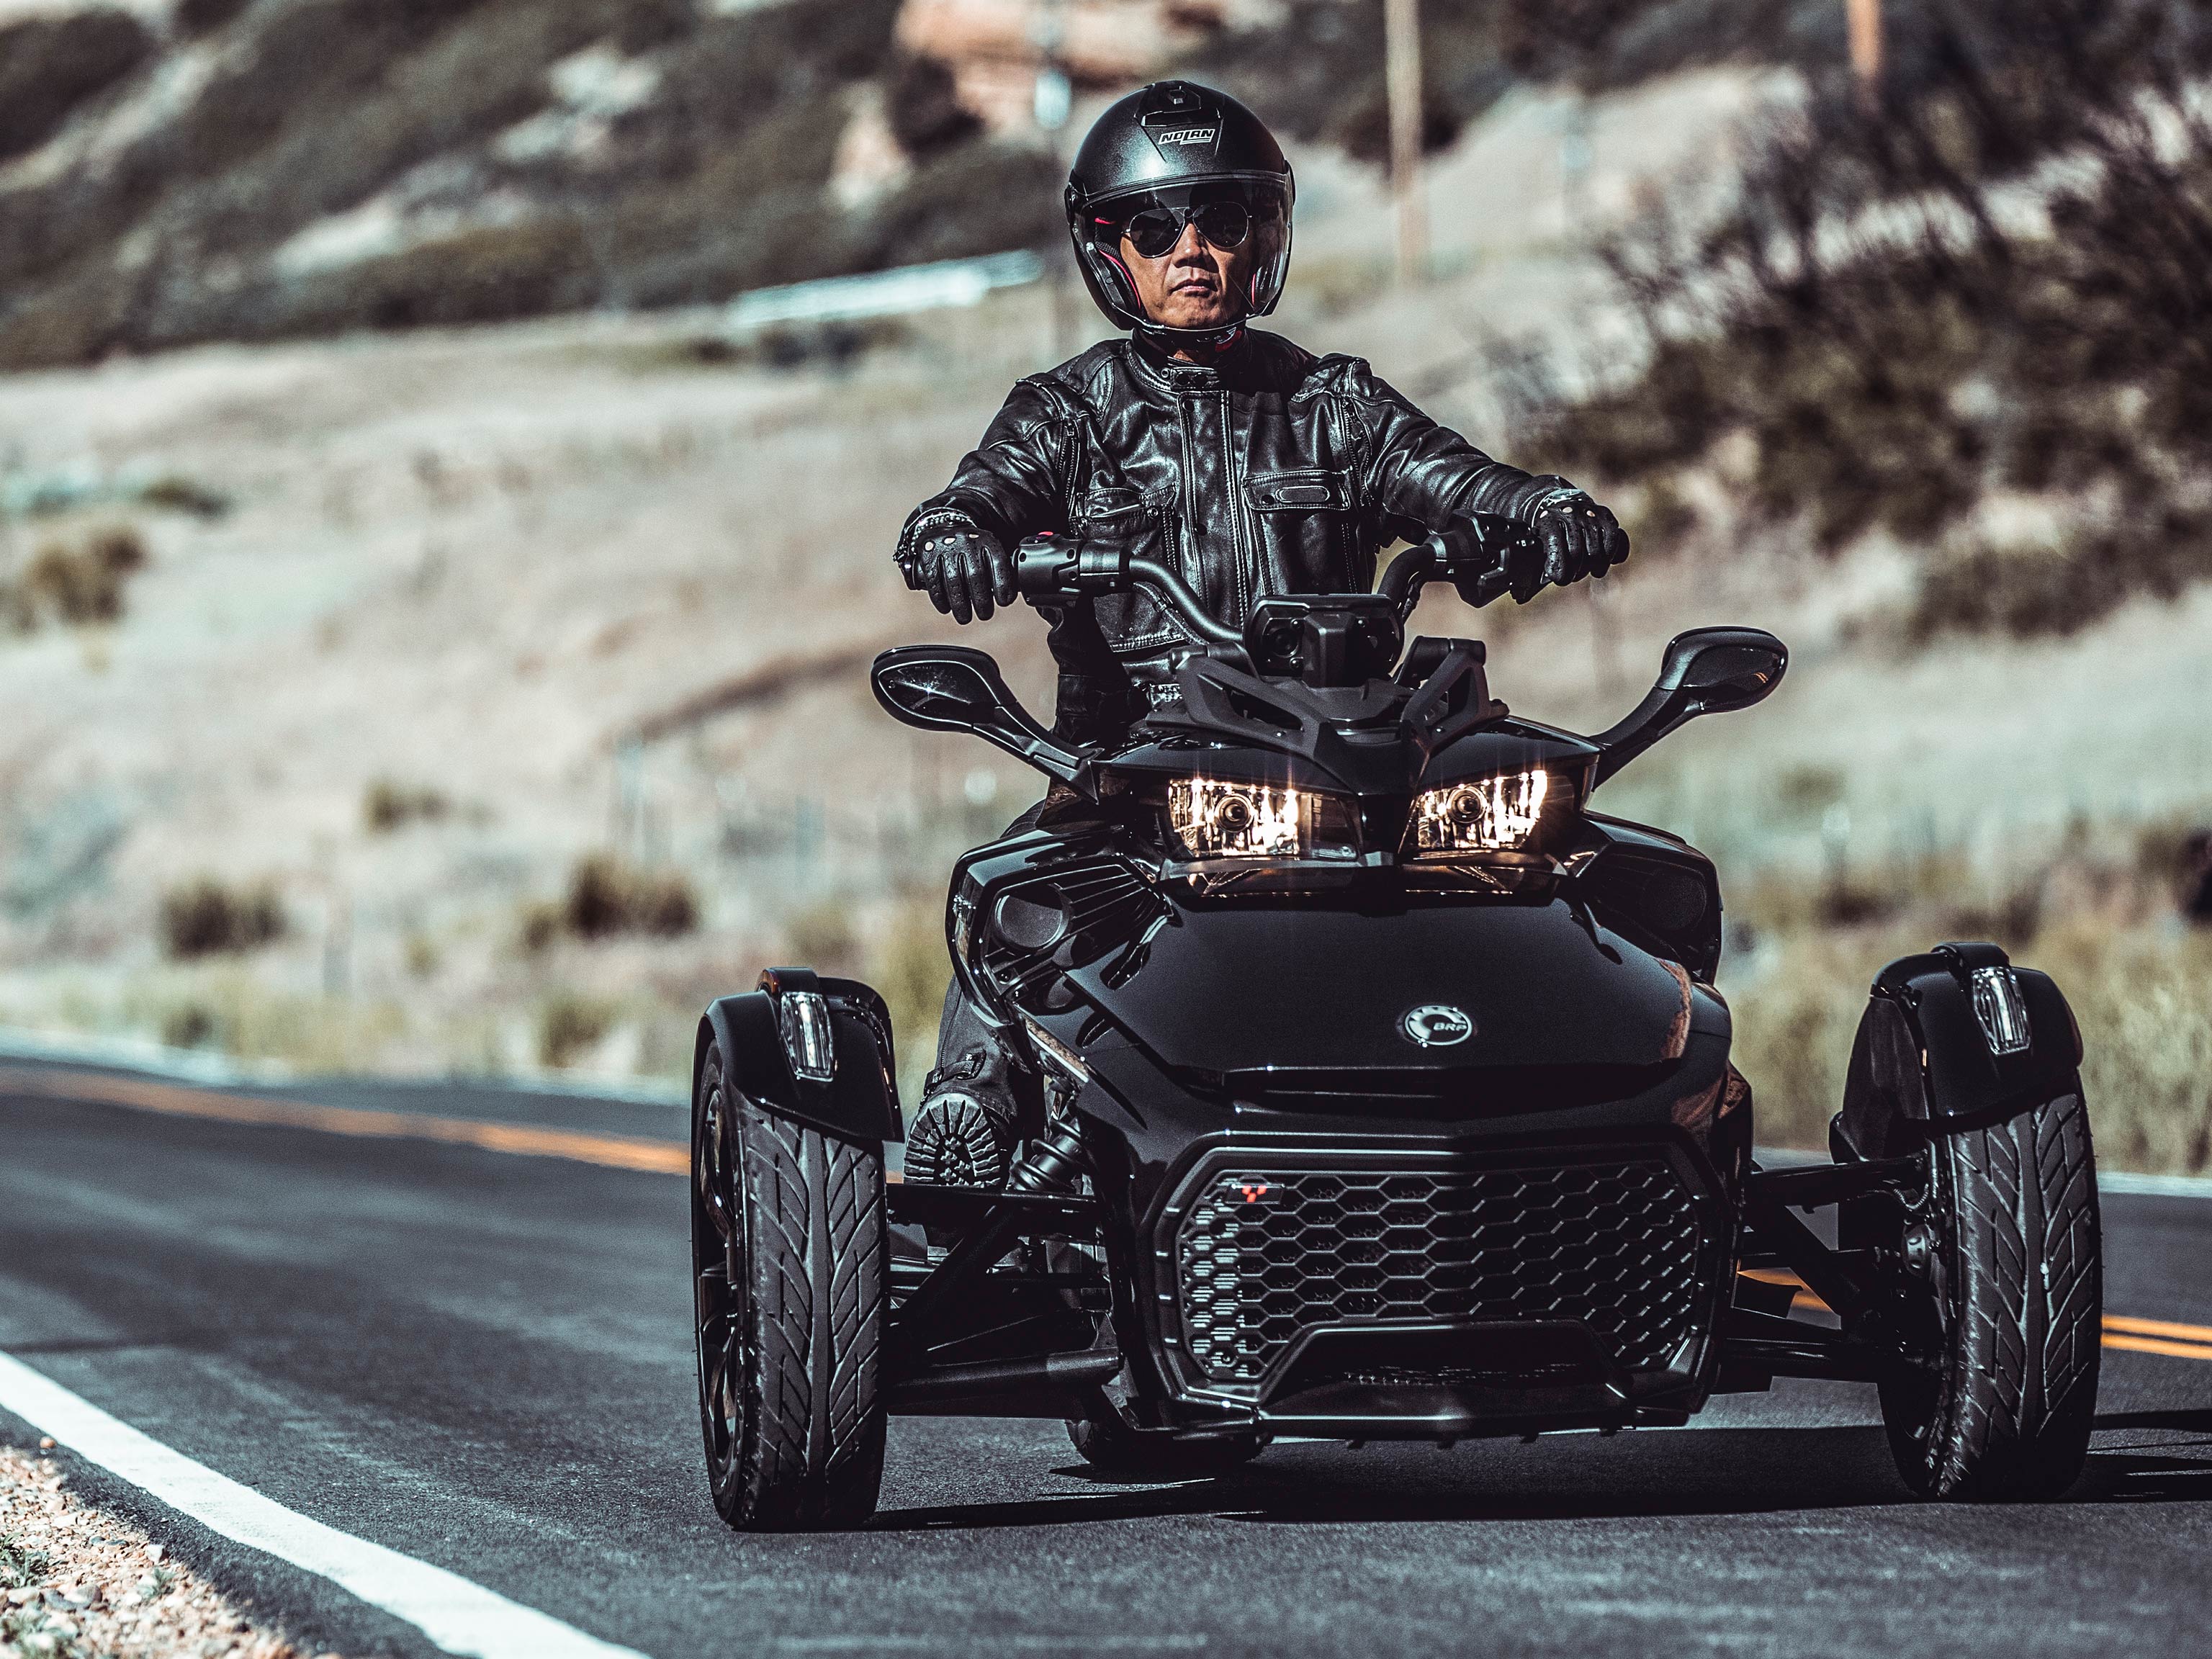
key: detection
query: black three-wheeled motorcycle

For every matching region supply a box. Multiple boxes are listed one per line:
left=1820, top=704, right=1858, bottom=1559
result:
left=689, top=520, right=2100, bottom=1529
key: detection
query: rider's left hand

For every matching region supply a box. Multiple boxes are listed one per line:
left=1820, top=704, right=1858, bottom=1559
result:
left=1529, top=489, right=1631, bottom=597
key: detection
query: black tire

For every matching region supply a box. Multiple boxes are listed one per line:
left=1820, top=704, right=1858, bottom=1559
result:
left=693, top=1041, right=887, bottom=1530
left=1066, top=1413, right=1262, bottom=1477
left=1871, top=1092, right=2102, bottom=1501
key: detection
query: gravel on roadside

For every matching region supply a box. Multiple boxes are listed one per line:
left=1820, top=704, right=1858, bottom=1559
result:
left=0, top=1441, right=336, bottom=1659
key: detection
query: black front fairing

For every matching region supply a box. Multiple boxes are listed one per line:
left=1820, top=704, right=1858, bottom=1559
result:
left=951, top=824, right=1736, bottom=1184
left=1066, top=894, right=1707, bottom=1076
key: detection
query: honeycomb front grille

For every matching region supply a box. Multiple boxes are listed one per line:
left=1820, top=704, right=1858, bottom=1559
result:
left=1172, top=1156, right=1703, bottom=1391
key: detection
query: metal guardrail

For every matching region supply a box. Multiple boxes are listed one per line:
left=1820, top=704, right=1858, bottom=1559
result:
left=724, top=251, right=1046, bottom=333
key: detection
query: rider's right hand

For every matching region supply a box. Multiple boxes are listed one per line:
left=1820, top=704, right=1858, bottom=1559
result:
left=902, top=525, right=1017, bottom=624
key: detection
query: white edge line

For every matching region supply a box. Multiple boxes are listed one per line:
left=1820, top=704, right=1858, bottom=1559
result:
left=0, top=1352, right=648, bottom=1659
left=0, top=1025, right=685, bottom=1108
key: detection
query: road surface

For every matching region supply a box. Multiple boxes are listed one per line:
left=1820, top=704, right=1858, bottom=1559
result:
left=0, top=1061, right=2206, bottom=1658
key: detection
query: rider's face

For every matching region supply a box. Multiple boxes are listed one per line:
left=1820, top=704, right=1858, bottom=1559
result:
left=1120, top=215, right=1256, bottom=335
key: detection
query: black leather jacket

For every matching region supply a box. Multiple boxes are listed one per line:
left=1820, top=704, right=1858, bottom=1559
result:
left=899, top=328, right=1569, bottom=741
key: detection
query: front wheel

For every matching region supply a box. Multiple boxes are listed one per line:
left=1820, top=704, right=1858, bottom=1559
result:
left=1863, top=1092, right=2102, bottom=1501
left=693, top=1041, right=888, bottom=1529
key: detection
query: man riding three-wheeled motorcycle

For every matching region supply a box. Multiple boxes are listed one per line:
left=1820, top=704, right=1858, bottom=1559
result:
left=688, top=81, right=2102, bottom=1530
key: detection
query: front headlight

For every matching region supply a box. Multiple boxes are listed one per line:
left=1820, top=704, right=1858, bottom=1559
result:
left=1167, top=777, right=1359, bottom=862
left=1404, top=768, right=1552, bottom=857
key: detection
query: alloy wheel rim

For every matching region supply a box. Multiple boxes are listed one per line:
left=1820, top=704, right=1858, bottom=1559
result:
left=693, top=1074, right=742, bottom=1478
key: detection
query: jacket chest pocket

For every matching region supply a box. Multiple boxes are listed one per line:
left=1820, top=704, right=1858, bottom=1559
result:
left=1244, top=468, right=1355, bottom=513
left=1076, top=485, right=1161, bottom=532
left=1242, top=467, right=1359, bottom=590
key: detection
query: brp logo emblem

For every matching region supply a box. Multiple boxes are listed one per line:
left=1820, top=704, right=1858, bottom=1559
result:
left=1401, top=1004, right=1475, bottom=1048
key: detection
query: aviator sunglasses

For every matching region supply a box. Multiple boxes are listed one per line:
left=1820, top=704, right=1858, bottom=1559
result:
left=1114, top=197, right=1258, bottom=258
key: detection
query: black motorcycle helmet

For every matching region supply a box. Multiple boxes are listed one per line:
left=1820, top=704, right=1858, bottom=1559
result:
left=1064, top=80, right=1295, bottom=346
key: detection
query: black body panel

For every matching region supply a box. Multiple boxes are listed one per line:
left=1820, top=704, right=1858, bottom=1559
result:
left=695, top=973, right=904, bottom=1148
left=1835, top=940, right=2084, bottom=1159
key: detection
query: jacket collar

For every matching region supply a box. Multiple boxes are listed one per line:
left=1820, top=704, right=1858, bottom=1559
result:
left=1127, top=325, right=1252, bottom=391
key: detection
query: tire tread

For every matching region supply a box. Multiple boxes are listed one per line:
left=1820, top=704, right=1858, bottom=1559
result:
left=701, top=1046, right=887, bottom=1531
left=1920, top=1091, right=2101, bottom=1499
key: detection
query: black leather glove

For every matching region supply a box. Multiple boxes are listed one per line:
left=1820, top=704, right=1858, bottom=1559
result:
left=1523, top=483, right=1630, bottom=601
left=901, top=523, right=1016, bottom=624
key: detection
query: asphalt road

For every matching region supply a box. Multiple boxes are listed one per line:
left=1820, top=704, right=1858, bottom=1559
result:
left=1, top=1064, right=2208, bottom=1659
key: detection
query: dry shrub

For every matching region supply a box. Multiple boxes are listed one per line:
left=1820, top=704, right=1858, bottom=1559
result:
left=362, top=778, right=453, bottom=834
left=519, top=902, right=563, bottom=956
left=138, top=475, right=231, bottom=518
left=161, top=1001, right=222, bottom=1049
left=538, top=992, right=614, bottom=1068
left=159, top=878, right=287, bottom=960
left=562, top=854, right=697, bottom=940
left=885, top=53, right=979, bottom=158
left=1521, top=0, right=2212, bottom=637
left=6, top=525, right=147, bottom=630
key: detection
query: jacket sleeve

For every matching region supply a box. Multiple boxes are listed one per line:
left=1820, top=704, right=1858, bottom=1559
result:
left=896, top=377, right=1074, bottom=559
left=1333, top=359, right=1565, bottom=542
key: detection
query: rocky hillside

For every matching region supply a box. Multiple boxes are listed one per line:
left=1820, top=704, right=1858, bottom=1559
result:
left=0, top=0, right=1048, bottom=368
left=0, top=0, right=1847, bottom=369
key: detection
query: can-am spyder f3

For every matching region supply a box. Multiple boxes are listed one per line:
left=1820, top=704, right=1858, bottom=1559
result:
left=688, top=517, right=2101, bottom=1530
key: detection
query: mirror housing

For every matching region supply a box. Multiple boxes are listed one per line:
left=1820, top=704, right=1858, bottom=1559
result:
left=1591, top=627, right=1787, bottom=787
left=870, top=646, right=1091, bottom=791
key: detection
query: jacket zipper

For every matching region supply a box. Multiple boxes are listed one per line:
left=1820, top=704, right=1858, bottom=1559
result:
left=1218, top=389, right=1251, bottom=621
left=1177, top=393, right=1200, bottom=583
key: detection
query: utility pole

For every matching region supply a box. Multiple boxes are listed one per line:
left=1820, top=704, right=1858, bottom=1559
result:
left=1033, top=0, right=1075, bottom=359
left=1846, top=0, right=1883, bottom=110
left=1384, top=0, right=1426, bottom=286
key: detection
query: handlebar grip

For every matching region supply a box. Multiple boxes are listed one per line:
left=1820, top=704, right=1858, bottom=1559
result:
left=1013, top=536, right=1239, bottom=646
left=1014, top=536, right=1076, bottom=598
left=1015, top=535, right=1135, bottom=599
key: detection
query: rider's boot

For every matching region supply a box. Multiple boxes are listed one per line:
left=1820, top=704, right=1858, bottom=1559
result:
left=902, top=1046, right=1020, bottom=1188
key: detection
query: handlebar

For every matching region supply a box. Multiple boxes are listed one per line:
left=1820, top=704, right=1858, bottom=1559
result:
left=1376, top=513, right=1538, bottom=613
left=1015, top=510, right=1537, bottom=644
left=1013, top=536, right=1241, bottom=646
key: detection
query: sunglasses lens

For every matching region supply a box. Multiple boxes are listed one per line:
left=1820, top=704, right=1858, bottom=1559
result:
left=1193, top=201, right=1252, bottom=250
left=1124, top=208, right=1182, bottom=257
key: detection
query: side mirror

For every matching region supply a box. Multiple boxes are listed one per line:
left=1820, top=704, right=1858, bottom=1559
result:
left=871, top=646, right=1091, bottom=791
left=1591, top=627, right=1787, bottom=787
left=1655, top=628, right=1788, bottom=714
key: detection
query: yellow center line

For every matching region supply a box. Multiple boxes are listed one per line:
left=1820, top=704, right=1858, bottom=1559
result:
left=2087, top=1327, right=2212, bottom=1354
left=0, top=1066, right=688, bottom=1176
left=1740, top=1269, right=2212, bottom=1360
left=2103, top=1333, right=2212, bottom=1362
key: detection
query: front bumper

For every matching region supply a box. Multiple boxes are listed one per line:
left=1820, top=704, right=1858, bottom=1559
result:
left=1141, top=1131, right=1734, bottom=1439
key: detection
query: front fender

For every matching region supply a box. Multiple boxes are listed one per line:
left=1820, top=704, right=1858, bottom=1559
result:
left=693, top=968, right=905, bottom=1147
left=1835, top=941, right=2083, bottom=1161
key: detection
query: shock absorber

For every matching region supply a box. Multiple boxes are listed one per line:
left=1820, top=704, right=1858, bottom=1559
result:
left=1007, top=1078, right=1089, bottom=1194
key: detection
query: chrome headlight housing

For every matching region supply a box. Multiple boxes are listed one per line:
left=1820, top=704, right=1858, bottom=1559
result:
left=1166, top=777, right=1360, bottom=863
left=1403, top=767, right=1565, bottom=859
